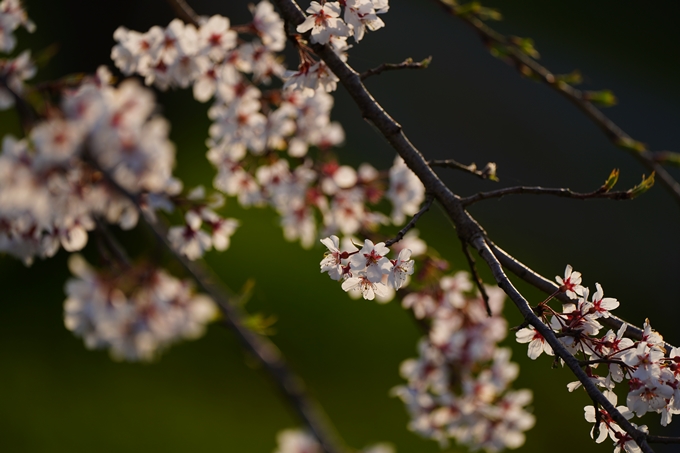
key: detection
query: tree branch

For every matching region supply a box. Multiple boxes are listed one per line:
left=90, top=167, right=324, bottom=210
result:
left=272, top=0, right=656, bottom=450
left=435, top=0, right=680, bottom=205
left=647, top=436, right=680, bottom=444
left=90, top=161, right=347, bottom=453
left=165, top=0, right=200, bottom=26
left=428, top=158, right=498, bottom=181
left=93, top=218, right=133, bottom=268
left=470, top=236, right=654, bottom=453
left=360, top=56, right=432, bottom=80
left=384, top=195, right=434, bottom=247
left=0, top=74, right=38, bottom=133
left=461, top=242, right=491, bottom=316
left=461, top=185, right=634, bottom=206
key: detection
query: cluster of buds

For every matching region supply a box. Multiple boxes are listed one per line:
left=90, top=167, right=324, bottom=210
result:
left=516, top=265, right=679, bottom=452
left=273, top=428, right=393, bottom=453
left=392, top=268, right=534, bottom=451
left=64, top=255, right=217, bottom=361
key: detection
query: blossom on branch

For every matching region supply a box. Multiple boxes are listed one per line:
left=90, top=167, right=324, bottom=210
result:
left=296, top=2, right=350, bottom=45
left=64, top=255, right=217, bottom=361
left=387, top=156, right=425, bottom=225
left=0, top=0, right=34, bottom=53
left=515, top=326, right=554, bottom=360
left=556, top=264, right=585, bottom=299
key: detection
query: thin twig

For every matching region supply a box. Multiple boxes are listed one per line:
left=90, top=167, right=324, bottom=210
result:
left=647, top=436, right=680, bottom=444
left=428, top=158, right=498, bottom=181
left=94, top=218, right=132, bottom=268
left=384, top=196, right=434, bottom=247
left=461, top=242, right=491, bottom=316
left=360, top=56, right=432, bottom=80
left=273, top=0, right=656, bottom=449
left=436, top=0, right=680, bottom=206
left=165, top=0, right=200, bottom=26
left=652, top=151, right=680, bottom=167
left=591, top=396, right=602, bottom=444
left=0, top=74, right=38, bottom=133
left=461, top=185, right=633, bottom=206
left=579, top=358, right=627, bottom=367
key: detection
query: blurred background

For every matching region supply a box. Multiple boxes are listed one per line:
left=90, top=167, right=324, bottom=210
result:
left=1, top=0, right=679, bottom=451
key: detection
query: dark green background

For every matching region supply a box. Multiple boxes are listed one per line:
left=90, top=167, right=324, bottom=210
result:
left=1, top=1, right=679, bottom=451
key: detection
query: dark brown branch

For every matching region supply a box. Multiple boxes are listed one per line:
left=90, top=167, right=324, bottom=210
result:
left=591, top=396, right=603, bottom=444
left=90, top=163, right=346, bottom=453
left=428, top=158, right=498, bottom=181
left=436, top=0, right=680, bottom=206
left=0, top=74, right=38, bottom=133
left=165, top=0, right=200, bottom=26
left=94, top=218, right=132, bottom=268
left=579, top=358, right=627, bottom=367
left=384, top=195, right=434, bottom=247
left=461, top=243, right=491, bottom=316
left=461, top=185, right=633, bottom=206
left=360, top=56, right=432, bottom=80
left=647, top=436, right=680, bottom=444
left=273, top=1, right=655, bottom=450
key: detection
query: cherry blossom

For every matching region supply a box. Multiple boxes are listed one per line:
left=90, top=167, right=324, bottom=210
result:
left=197, top=15, right=237, bottom=60
left=387, top=156, right=425, bottom=224
left=590, top=282, right=620, bottom=317
left=296, top=2, right=350, bottom=45
left=343, top=0, right=385, bottom=42
left=556, top=264, right=585, bottom=298
left=349, top=239, right=392, bottom=283
left=0, top=0, right=34, bottom=53
left=0, top=51, right=34, bottom=109
left=250, top=0, right=286, bottom=51
left=387, top=248, right=414, bottom=290
left=320, top=234, right=355, bottom=280
left=584, top=390, right=634, bottom=443
left=341, top=272, right=387, bottom=300
left=516, top=326, right=554, bottom=360
left=168, top=211, right=213, bottom=260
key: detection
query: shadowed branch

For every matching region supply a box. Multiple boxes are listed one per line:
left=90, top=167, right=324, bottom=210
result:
left=360, top=56, right=432, bottom=80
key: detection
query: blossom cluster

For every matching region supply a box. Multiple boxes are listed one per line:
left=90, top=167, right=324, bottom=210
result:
left=0, top=66, right=186, bottom=264
left=166, top=186, right=239, bottom=260
left=0, top=0, right=35, bottom=110
left=320, top=235, right=415, bottom=300
left=317, top=223, right=533, bottom=450
left=297, top=0, right=388, bottom=45
left=284, top=0, right=388, bottom=93
left=112, top=3, right=423, bottom=254
left=516, top=265, right=679, bottom=452
left=64, top=254, right=217, bottom=361
left=391, top=266, right=534, bottom=451
left=0, top=0, right=34, bottom=53
left=273, top=428, right=393, bottom=453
